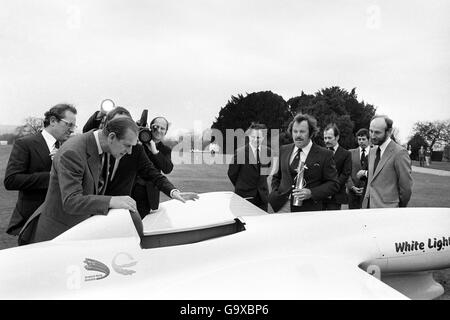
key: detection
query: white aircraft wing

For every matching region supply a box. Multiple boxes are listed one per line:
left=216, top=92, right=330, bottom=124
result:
left=58, top=255, right=407, bottom=300
left=0, top=191, right=447, bottom=300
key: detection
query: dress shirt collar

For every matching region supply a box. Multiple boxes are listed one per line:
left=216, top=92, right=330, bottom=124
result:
left=359, top=146, right=368, bottom=157
left=93, top=130, right=104, bottom=155
left=291, top=139, right=313, bottom=163
left=330, top=143, right=339, bottom=153
left=41, top=128, right=57, bottom=152
left=378, top=137, right=391, bottom=158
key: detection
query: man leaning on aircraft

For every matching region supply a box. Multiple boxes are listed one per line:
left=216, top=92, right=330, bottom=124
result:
left=362, top=115, right=413, bottom=208
left=83, top=106, right=197, bottom=219
left=19, top=117, right=197, bottom=245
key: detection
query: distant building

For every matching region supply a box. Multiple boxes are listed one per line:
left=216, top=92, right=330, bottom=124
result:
left=0, top=141, right=7, bottom=146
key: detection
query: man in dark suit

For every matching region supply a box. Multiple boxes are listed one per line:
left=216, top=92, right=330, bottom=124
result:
left=84, top=108, right=197, bottom=219
left=4, top=104, right=77, bottom=236
left=22, top=117, right=195, bottom=244
left=346, top=128, right=370, bottom=209
left=269, top=113, right=339, bottom=213
left=227, top=123, right=271, bottom=212
left=132, top=117, right=174, bottom=217
left=322, top=123, right=351, bottom=210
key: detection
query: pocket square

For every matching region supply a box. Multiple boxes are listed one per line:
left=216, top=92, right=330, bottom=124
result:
left=313, top=163, right=320, bottom=167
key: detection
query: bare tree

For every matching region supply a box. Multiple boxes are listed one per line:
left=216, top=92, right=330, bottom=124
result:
left=15, top=117, right=44, bottom=137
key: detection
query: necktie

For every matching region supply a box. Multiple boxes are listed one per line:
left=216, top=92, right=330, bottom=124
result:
left=328, top=147, right=334, bottom=151
left=54, top=141, right=60, bottom=149
left=290, top=148, right=302, bottom=176
left=109, top=157, right=117, bottom=181
left=98, top=153, right=110, bottom=195
left=373, top=147, right=381, bottom=173
left=361, top=148, right=367, bottom=169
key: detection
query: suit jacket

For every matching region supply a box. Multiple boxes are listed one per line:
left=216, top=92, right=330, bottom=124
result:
left=133, top=142, right=174, bottom=210
left=82, top=111, right=103, bottom=133
left=21, top=132, right=112, bottom=244
left=3, top=132, right=52, bottom=235
left=227, top=144, right=271, bottom=204
left=362, top=140, right=413, bottom=208
left=346, top=147, right=368, bottom=191
left=269, top=143, right=339, bottom=212
left=107, top=143, right=175, bottom=198
left=328, top=146, right=351, bottom=204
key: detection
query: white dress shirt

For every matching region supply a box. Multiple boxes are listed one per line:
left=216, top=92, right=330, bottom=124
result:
left=290, top=140, right=313, bottom=164
left=41, top=128, right=58, bottom=153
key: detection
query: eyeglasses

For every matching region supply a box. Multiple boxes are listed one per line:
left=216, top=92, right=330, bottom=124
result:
left=59, top=118, right=78, bottom=129
left=151, top=125, right=167, bottom=131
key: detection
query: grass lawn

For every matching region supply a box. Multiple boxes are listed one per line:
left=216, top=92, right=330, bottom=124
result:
left=0, top=145, right=449, bottom=299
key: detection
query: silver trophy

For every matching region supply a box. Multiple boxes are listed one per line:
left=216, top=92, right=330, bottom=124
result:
left=292, top=161, right=307, bottom=207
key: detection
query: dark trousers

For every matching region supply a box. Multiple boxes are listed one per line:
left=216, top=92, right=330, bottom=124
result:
left=348, top=192, right=364, bottom=209
left=322, top=200, right=342, bottom=210
left=132, top=184, right=151, bottom=219
left=290, top=198, right=323, bottom=212
left=247, top=192, right=268, bottom=212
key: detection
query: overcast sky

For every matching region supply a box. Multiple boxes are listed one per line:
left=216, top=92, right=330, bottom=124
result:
left=0, top=0, right=449, bottom=142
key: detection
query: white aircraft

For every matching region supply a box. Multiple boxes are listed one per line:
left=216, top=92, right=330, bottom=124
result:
left=0, top=191, right=449, bottom=300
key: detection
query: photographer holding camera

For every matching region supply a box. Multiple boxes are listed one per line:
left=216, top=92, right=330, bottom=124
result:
left=82, top=105, right=197, bottom=219
left=132, top=116, right=174, bottom=217
left=82, top=99, right=115, bottom=133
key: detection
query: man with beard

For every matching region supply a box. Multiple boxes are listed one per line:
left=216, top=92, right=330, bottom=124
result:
left=269, top=113, right=339, bottom=213
left=4, top=104, right=77, bottom=236
left=362, top=115, right=412, bottom=208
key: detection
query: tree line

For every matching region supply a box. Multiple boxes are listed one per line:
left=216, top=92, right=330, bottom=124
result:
left=2, top=88, right=449, bottom=162
left=211, top=87, right=450, bottom=160
left=211, top=86, right=377, bottom=150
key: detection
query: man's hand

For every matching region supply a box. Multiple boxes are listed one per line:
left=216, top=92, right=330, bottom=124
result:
left=292, top=188, right=312, bottom=200
left=109, top=196, right=137, bottom=213
left=356, top=170, right=367, bottom=180
left=146, top=140, right=159, bottom=154
left=171, top=191, right=199, bottom=203
left=49, top=148, right=58, bottom=160
left=351, top=186, right=364, bottom=195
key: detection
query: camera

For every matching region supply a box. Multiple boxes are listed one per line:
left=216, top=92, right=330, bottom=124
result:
left=136, top=109, right=153, bottom=144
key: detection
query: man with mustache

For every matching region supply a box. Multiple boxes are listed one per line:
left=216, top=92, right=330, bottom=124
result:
left=362, top=115, right=412, bottom=208
left=269, top=113, right=339, bottom=213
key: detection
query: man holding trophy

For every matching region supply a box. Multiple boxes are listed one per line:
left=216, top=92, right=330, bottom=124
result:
left=269, top=113, right=339, bottom=213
